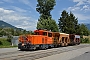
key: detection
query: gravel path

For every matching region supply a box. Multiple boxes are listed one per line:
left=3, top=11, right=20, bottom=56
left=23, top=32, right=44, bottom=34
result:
left=36, top=44, right=90, bottom=60
left=0, top=44, right=90, bottom=60
left=70, top=51, right=90, bottom=60
left=0, top=47, right=18, bottom=54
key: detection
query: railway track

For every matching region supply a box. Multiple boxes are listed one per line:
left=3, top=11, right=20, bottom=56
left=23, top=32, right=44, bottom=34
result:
left=0, top=51, right=22, bottom=56
left=0, top=44, right=90, bottom=60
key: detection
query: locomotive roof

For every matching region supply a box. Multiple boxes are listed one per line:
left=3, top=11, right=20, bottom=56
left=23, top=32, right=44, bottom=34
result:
left=34, top=30, right=74, bottom=35
left=34, top=29, right=53, bottom=33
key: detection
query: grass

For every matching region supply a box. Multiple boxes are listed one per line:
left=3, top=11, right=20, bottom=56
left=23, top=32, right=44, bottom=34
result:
left=0, top=45, right=17, bottom=48
left=81, top=36, right=90, bottom=44
left=0, top=38, right=17, bottom=48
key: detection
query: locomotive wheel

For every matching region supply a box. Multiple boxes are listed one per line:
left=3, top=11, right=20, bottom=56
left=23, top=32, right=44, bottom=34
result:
left=33, top=47, right=36, bottom=50
left=40, top=45, right=46, bottom=50
left=54, top=45, right=58, bottom=48
left=20, top=49, right=24, bottom=51
left=46, top=45, right=49, bottom=49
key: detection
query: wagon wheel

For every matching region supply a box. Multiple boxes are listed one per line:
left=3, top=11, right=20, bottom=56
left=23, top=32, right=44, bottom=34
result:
left=61, top=43, right=64, bottom=46
left=65, top=43, right=68, bottom=46
left=33, top=46, right=36, bottom=50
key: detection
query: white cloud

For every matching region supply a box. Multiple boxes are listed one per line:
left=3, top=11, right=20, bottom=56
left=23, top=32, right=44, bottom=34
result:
left=0, top=8, right=37, bottom=31
left=72, top=0, right=90, bottom=6
left=73, top=0, right=84, bottom=5
left=11, top=6, right=27, bottom=13
left=3, top=0, right=14, bottom=3
left=67, top=0, right=90, bottom=12
left=76, top=1, right=84, bottom=6
left=67, top=6, right=80, bottom=11
left=19, top=0, right=35, bottom=10
left=0, top=8, right=14, bottom=13
left=74, top=13, right=90, bottom=20
left=74, top=13, right=90, bottom=23
left=0, top=1, right=4, bottom=4
left=82, top=5, right=90, bottom=11
left=16, top=20, right=37, bottom=30
left=87, top=0, right=90, bottom=3
left=83, top=5, right=88, bottom=9
left=65, top=0, right=90, bottom=23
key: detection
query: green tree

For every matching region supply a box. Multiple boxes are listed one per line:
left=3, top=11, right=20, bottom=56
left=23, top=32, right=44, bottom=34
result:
left=79, top=24, right=90, bottom=36
left=28, top=31, right=34, bottom=34
left=7, top=35, right=13, bottom=42
left=50, top=19, right=59, bottom=32
left=36, top=0, right=56, bottom=19
left=0, top=30, right=6, bottom=36
left=36, top=0, right=59, bottom=32
left=58, top=10, right=79, bottom=34
left=58, top=10, right=68, bottom=32
left=10, top=28, right=14, bottom=35
left=37, top=17, right=59, bottom=32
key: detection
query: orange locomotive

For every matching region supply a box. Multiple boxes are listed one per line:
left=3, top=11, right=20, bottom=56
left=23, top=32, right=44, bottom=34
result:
left=18, top=29, right=54, bottom=50
left=18, top=29, right=80, bottom=50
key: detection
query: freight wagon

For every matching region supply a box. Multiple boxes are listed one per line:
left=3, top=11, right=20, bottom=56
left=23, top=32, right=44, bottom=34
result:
left=69, top=34, right=80, bottom=45
left=18, top=29, right=80, bottom=50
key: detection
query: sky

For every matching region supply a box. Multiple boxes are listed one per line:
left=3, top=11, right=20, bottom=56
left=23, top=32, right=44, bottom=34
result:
left=0, top=0, right=90, bottom=31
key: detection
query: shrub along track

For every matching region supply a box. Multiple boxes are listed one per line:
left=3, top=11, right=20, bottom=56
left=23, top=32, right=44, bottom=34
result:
left=0, top=44, right=90, bottom=60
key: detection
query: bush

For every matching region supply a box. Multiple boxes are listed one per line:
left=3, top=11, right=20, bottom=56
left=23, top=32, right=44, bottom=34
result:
left=0, top=38, right=17, bottom=48
left=7, top=38, right=11, bottom=42
left=7, top=35, right=12, bottom=42
left=81, top=38, right=90, bottom=43
left=0, top=38, right=11, bottom=46
left=0, top=41, right=2, bottom=45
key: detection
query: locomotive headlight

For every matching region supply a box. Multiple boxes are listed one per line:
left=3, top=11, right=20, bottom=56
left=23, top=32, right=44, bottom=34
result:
left=22, top=43, right=24, bottom=46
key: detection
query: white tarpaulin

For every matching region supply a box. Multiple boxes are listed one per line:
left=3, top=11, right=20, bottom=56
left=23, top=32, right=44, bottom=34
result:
left=75, top=35, right=80, bottom=38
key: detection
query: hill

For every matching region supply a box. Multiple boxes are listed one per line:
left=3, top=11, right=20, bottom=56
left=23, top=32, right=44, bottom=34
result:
left=0, top=20, right=22, bottom=30
left=85, top=24, right=90, bottom=30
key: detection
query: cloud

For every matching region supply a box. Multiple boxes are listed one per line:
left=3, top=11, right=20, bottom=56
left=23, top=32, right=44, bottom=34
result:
left=83, top=5, right=88, bottom=9
left=67, top=6, right=80, bottom=11
left=19, top=0, right=35, bottom=10
left=76, top=1, right=85, bottom=6
left=87, top=0, right=90, bottom=3
left=11, top=6, right=27, bottom=13
left=67, top=4, right=90, bottom=12
left=82, top=5, right=90, bottom=11
left=0, top=8, right=14, bottom=13
left=72, top=0, right=90, bottom=6
left=66, top=0, right=90, bottom=23
left=16, top=20, right=37, bottom=30
left=72, top=0, right=84, bottom=6
left=3, top=0, right=14, bottom=3
left=74, top=13, right=90, bottom=20
left=0, top=1, right=4, bottom=4
left=0, top=8, right=37, bottom=31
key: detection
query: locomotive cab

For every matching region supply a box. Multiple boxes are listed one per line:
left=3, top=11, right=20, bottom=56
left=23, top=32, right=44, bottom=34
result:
left=18, top=29, right=54, bottom=50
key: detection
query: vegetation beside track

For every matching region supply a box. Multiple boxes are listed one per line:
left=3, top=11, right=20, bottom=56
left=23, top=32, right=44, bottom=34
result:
left=0, top=38, right=17, bottom=48
left=81, top=35, right=90, bottom=43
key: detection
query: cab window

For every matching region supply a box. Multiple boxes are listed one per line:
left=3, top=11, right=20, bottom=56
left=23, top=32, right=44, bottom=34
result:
left=48, top=33, right=52, bottom=37
left=43, top=32, right=47, bottom=36
left=35, top=32, right=39, bottom=35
